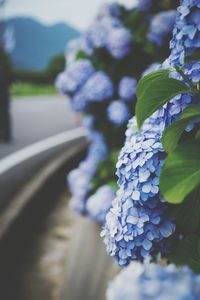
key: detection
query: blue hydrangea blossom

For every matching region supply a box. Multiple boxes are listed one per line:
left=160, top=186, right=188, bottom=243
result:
left=107, top=100, right=130, bottom=125
left=86, top=185, right=116, bottom=223
left=65, top=37, right=93, bottom=64
left=145, top=0, right=200, bottom=132
left=71, top=90, right=88, bottom=112
left=148, top=10, right=176, bottom=46
left=87, top=131, right=108, bottom=162
left=68, top=157, right=97, bottom=213
left=106, top=27, right=133, bottom=59
left=168, top=0, right=200, bottom=67
left=68, top=130, right=107, bottom=214
left=106, top=262, right=200, bottom=300
left=102, top=0, right=200, bottom=266
left=97, top=3, right=121, bottom=20
left=101, top=116, right=175, bottom=265
left=56, top=59, right=95, bottom=95
left=118, top=77, right=137, bottom=101
left=82, top=115, right=95, bottom=134
left=86, top=17, right=122, bottom=49
left=55, top=71, right=69, bottom=95
left=162, top=0, right=200, bottom=123
left=64, top=59, right=95, bottom=94
left=137, top=0, right=152, bottom=12
left=83, top=71, right=114, bottom=101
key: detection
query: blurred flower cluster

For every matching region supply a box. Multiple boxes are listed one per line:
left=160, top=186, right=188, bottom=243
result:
left=86, top=185, right=116, bottom=223
left=148, top=10, right=176, bottom=46
left=56, top=0, right=178, bottom=224
left=102, top=0, right=200, bottom=267
left=106, top=262, right=200, bottom=300
left=56, top=0, right=200, bottom=298
left=163, top=0, right=200, bottom=124
left=101, top=6, right=200, bottom=299
left=101, top=116, right=175, bottom=266
left=67, top=130, right=107, bottom=214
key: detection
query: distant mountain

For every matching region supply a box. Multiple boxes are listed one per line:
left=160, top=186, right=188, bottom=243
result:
left=4, top=17, right=80, bottom=71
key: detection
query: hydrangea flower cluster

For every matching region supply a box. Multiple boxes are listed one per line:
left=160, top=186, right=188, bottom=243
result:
left=83, top=71, right=114, bottom=102
left=57, top=1, right=177, bottom=116
left=59, top=59, right=95, bottom=95
left=55, top=71, right=69, bottom=95
left=57, top=3, right=137, bottom=219
left=106, top=262, right=200, bottom=300
left=68, top=130, right=107, bottom=214
left=71, top=91, right=88, bottom=112
left=118, top=77, right=137, bottom=101
left=101, top=117, right=175, bottom=265
left=162, top=0, right=200, bottom=123
left=97, top=3, right=120, bottom=20
left=137, top=0, right=152, bottom=12
left=56, top=63, right=114, bottom=111
left=86, top=17, right=122, bottom=50
left=107, top=101, right=130, bottom=125
left=66, top=1, right=134, bottom=61
left=168, top=0, right=200, bottom=66
left=106, top=27, right=133, bottom=59
left=87, top=131, right=108, bottom=162
left=68, top=157, right=97, bottom=214
left=84, top=6, right=134, bottom=60
left=148, top=10, right=177, bottom=46
left=163, top=62, right=200, bottom=126
left=65, top=37, right=93, bottom=64
left=57, top=1, right=178, bottom=223
left=82, top=115, right=95, bottom=135
left=86, top=185, right=116, bottom=223
left=102, top=0, right=200, bottom=266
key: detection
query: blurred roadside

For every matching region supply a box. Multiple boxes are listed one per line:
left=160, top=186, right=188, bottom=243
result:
left=0, top=94, right=78, bottom=159
left=0, top=0, right=80, bottom=145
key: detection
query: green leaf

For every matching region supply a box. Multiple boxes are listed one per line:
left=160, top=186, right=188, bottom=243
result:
left=170, top=235, right=200, bottom=273
left=162, top=105, right=200, bottom=153
left=75, top=50, right=88, bottom=60
left=196, top=127, right=200, bottom=139
left=160, top=139, right=200, bottom=204
left=107, top=181, right=118, bottom=191
left=136, top=69, right=170, bottom=100
left=175, top=187, right=200, bottom=233
left=136, top=70, right=191, bottom=128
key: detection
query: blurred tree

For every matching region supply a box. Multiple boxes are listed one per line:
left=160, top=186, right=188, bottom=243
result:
left=12, top=54, right=65, bottom=85
left=45, top=54, right=65, bottom=82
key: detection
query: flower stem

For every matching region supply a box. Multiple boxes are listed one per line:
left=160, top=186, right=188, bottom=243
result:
left=174, top=64, right=199, bottom=97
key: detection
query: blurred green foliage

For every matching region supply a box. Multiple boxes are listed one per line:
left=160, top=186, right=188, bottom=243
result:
left=10, top=82, right=56, bottom=96
left=91, top=150, right=119, bottom=193
left=11, top=54, right=65, bottom=85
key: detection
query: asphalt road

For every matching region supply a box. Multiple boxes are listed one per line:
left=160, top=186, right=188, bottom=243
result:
left=60, top=215, right=119, bottom=300
left=0, top=95, right=117, bottom=300
left=0, top=95, right=81, bottom=159
left=0, top=94, right=86, bottom=211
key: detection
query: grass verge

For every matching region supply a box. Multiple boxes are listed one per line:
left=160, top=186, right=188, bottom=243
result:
left=10, top=83, right=57, bottom=96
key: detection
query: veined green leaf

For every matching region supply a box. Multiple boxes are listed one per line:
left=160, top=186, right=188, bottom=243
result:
left=171, top=235, right=200, bottom=273
left=162, top=105, right=200, bottom=153
left=175, top=187, right=200, bottom=233
left=160, top=139, right=200, bottom=204
left=136, top=70, right=190, bottom=128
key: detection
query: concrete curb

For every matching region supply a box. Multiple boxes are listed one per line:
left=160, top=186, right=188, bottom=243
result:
left=0, top=138, right=88, bottom=238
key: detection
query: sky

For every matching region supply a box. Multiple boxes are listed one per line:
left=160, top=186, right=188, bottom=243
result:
left=4, top=0, right=137, bottom=31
